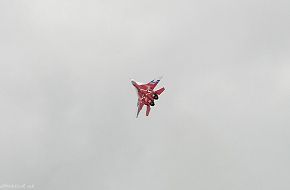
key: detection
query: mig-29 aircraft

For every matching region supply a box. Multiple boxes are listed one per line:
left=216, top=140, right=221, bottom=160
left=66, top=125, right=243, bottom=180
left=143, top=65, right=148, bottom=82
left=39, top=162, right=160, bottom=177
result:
left=131, top=77, right=165, bottom=117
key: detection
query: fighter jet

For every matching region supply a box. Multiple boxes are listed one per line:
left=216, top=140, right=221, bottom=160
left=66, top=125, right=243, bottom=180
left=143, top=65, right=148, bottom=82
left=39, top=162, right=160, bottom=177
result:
left=131, top=77, right=165, bottom=117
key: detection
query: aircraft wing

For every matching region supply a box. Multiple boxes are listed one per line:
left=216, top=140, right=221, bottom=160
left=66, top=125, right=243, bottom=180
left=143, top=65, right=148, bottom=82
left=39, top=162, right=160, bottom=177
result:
left=136, top=100, right=144, bottom=118
left=146, top=77, right=162, bottom=90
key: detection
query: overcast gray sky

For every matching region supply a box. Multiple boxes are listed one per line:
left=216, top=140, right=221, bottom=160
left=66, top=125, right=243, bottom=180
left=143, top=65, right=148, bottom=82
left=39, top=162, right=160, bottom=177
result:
left=0, top=0, right=290, bottom=189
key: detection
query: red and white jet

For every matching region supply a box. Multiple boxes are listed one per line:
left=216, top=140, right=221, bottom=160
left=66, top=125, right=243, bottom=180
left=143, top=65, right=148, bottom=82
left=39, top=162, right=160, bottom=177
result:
left=131, top=77, right=165, bottom=117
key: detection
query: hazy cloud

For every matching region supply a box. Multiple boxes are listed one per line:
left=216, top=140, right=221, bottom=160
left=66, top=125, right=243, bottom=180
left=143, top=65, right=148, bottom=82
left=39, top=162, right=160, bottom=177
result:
left=0, top=0, right=290, bottom=189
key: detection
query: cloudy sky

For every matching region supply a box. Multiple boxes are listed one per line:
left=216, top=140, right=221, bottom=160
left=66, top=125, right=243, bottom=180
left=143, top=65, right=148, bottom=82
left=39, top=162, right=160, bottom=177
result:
left=0, top=0, right=290, bottom=189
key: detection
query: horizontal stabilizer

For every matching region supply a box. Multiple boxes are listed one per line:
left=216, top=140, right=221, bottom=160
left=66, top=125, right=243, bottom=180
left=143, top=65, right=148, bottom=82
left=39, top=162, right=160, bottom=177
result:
left=136, top=101, right=144, bottom=118
left=146, top=105, right=151, bottom=116
left=155, top=87, right=165, bottom=95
